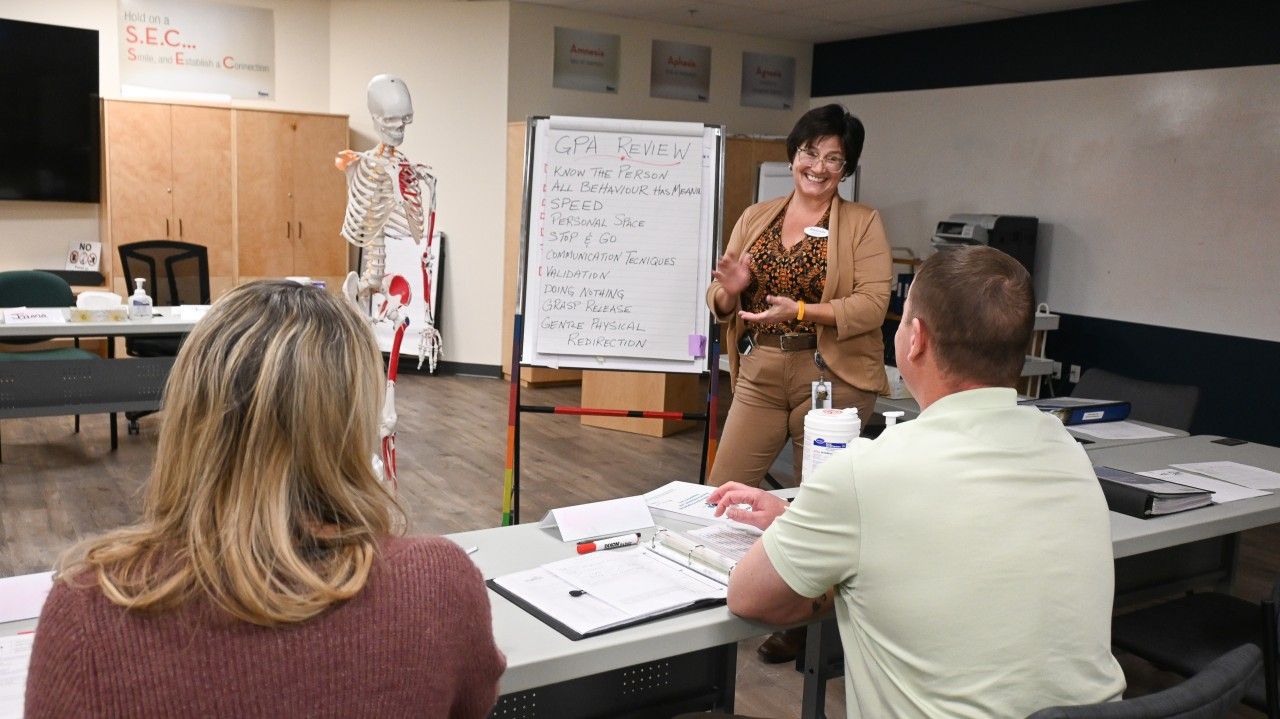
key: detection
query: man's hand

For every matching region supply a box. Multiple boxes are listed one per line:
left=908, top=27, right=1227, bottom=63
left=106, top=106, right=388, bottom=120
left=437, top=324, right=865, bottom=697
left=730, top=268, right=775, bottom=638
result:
left=708, top=481, right=788, bottom=531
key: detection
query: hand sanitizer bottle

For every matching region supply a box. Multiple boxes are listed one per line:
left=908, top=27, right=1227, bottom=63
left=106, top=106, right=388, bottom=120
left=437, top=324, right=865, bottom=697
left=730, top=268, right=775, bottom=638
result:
left=128, top=278, right=153, bottom=320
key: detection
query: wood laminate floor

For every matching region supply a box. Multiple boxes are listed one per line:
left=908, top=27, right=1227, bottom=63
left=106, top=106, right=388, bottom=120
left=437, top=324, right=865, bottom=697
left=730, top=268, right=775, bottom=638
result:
left=1, top=371, right=1275, bottom=718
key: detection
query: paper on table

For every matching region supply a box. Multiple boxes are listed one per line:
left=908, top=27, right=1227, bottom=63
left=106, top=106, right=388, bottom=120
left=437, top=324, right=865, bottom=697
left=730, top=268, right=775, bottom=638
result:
left=178, top=305, right=211, bottom=321
left=1, top=308, right=64, bottom=325
left=542, top=547, right=725, bottom=618
left=1070, top=421, right=1176, bottom=440
left=1137, top=469, right=1272, bottom=504
left=684, top=524, right=761, bottom=562
left=1169, top=461, right=1280, bottom=490
left=0, top=632, right=35, bottom=719
left=0, top=572, right=53, bottom=624
left=538, top=495, right=654, bottom=542
left=490, top=566, right=632, bottom=636
left=643, top=480, right=760, bottom=531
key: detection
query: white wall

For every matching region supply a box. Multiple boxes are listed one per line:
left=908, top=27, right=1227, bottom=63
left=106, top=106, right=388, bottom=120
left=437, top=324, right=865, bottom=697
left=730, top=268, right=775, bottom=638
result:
left=822, top=64, right=1280, bottom=342
left=329, top=0, right=511, bottom=367
left=507, top=2, right=811, bottom=136
left=0, top=0, right=333, bottom=272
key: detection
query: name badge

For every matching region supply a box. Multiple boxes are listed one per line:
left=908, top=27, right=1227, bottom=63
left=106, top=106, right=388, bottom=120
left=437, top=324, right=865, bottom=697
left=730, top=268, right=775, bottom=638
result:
left=803, top=226, right=829, bottom=238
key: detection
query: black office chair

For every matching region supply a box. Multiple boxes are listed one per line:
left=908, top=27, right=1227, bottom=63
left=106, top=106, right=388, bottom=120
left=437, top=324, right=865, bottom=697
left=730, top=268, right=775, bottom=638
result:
left=117, top=241, right=210, bottom=433
left=117, top=240, right=210, bottom=357
left=0, top=270, right=102, bottom=459
left=1027, top=643, right=1262, bottom=719
left=1110, top=579, right=1279, bottom=718
left=1072, top=368, right=1200, bottom=432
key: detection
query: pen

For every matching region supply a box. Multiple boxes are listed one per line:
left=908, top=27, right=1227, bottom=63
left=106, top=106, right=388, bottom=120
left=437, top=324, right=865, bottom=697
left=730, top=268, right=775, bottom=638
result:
left=576, top=532, right=641, bottom=554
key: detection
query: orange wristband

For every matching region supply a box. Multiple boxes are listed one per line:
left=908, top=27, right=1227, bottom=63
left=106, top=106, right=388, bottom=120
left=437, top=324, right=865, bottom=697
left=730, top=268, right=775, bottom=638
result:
left=796, top=300, right=806, bottom=321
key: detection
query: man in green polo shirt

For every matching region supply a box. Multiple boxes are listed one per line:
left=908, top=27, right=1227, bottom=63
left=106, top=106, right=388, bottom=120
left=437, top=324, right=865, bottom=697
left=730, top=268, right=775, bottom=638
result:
left=711, top=245, right=1126, bottom=718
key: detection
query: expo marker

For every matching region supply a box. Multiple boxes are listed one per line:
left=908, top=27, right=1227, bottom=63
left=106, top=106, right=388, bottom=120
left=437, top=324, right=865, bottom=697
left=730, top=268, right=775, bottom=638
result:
left=576, top=532, right=641, bottom=554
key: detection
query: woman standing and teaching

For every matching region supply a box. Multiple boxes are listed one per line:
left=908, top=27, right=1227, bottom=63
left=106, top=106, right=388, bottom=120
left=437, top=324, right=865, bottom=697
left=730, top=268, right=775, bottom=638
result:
left=708, top=104, right=891, bottom=489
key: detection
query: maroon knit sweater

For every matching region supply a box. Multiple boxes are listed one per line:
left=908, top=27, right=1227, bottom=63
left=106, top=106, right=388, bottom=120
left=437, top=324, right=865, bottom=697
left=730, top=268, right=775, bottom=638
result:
left=25, top=535, right=505, bottom=718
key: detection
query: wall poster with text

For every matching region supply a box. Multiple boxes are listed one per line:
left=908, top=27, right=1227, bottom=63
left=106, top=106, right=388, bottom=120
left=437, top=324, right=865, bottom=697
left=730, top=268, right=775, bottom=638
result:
left=650, top=40, right=711, bottom=102
left=119, top=0, right=275, bottom=99
left=553, top=27, right=620, bottom=94
left=740, top=52, right=795, bottom=109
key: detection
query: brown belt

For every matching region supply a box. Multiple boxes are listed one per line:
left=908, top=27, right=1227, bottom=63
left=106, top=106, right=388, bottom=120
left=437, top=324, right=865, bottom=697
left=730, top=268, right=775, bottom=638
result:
left=753, top=332, right=817, bottom=351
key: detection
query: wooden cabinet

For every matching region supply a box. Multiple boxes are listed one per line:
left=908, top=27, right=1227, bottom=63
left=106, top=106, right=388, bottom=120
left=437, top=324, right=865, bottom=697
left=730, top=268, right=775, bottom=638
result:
left=102, top=101, right=233, bottom=297
left=236, top=111, right=348, bottom=291
left=101, top=100, right=348, bottom=303
left=721, top=136, right=789, bottom=251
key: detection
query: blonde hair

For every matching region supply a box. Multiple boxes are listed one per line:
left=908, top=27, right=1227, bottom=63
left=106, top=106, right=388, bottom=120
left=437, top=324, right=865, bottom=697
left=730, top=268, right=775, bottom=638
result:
left=59, top=280, right=402, bottom=626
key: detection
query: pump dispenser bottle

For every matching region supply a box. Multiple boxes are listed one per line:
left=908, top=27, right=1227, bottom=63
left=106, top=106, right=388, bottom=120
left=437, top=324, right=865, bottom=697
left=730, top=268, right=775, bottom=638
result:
left=128, top=278, right=153, bottom=320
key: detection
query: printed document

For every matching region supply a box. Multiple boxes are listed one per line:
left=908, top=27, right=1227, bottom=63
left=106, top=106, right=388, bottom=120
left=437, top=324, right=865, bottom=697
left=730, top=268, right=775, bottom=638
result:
left=1138, top=469, right=1272, bottom=503
left=1169, top=461, right=1280, bottom=490
left=1070, top=421, right=1176, bottom=440
left=490, top=546, right=725, bottom=638
left=0, top=633, right=35, bottom=719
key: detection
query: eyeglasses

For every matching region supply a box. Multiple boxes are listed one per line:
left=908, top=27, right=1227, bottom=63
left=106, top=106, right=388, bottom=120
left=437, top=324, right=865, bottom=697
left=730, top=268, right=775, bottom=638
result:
left=796, top=147, right=846, bottom=172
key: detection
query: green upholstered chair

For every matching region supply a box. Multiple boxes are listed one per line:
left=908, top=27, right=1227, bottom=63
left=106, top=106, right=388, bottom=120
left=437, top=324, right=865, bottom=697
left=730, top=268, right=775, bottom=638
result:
left=0, top=270, right=99, bottom=362
left=0, top=270, right=101, bottom=457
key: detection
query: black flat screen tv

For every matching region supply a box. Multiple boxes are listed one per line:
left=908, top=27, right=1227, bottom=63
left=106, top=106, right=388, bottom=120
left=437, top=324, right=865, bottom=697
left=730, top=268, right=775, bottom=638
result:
left=0, top=18, right=100, bottom=203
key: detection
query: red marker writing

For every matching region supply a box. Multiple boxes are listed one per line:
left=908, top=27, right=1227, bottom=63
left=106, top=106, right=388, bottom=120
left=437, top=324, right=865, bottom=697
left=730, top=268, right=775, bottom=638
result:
left=576, top=532, right=641, bottom=554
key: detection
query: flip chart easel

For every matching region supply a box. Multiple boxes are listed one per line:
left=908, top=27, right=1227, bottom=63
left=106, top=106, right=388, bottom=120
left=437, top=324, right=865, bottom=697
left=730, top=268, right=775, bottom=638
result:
left=503, top=116, right=725, bottom=525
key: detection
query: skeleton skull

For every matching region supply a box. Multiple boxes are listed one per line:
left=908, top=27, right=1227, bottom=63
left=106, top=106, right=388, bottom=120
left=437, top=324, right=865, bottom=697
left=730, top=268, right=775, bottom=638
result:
left=367, top=74, right=413, bottom=147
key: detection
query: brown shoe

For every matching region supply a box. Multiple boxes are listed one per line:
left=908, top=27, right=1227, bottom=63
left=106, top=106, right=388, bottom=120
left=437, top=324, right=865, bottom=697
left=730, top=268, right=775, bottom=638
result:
left=756, top=627, right=806, bottom=664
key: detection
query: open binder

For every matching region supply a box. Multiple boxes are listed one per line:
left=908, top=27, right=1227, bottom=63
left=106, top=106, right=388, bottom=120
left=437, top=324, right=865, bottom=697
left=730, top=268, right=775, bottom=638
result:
left=487, top=528, right=749, bottom=640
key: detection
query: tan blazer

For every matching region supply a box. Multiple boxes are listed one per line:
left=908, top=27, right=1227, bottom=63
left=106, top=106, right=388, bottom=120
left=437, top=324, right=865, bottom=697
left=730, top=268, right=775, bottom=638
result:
left=707, top=193, right=891, bottom=395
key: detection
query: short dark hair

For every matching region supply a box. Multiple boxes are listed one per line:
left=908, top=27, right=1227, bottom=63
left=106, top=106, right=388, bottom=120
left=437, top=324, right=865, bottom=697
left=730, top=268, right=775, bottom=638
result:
left=786, top=104, right=864, bottom=178
left=906, top=246, right=1034, bottom=387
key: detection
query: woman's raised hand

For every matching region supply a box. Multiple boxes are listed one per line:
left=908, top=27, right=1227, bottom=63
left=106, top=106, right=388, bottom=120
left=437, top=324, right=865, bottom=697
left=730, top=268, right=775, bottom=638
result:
left=712, top=252, right=752, bottom=297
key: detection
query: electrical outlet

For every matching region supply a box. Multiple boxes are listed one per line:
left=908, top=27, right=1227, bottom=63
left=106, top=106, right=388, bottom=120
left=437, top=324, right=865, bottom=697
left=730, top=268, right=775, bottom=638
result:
left=1069, top=365, right=1081, bottom=383
left=1051, top=361, right=1063, bottom=379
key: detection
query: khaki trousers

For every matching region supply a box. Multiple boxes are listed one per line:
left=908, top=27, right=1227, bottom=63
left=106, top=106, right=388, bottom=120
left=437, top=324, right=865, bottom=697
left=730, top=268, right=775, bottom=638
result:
left=709, top=345, right=877, bottom=488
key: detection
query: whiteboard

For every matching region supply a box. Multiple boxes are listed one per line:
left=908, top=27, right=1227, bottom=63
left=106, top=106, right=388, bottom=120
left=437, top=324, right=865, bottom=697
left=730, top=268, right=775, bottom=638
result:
left=519, top=116, right=722, bottom=374
left=825, top=64, right=1280, bottom=342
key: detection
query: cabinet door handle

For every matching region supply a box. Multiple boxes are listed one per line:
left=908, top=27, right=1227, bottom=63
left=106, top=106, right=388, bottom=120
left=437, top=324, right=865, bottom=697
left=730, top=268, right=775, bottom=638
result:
left=178, top=218, right=183, bottom=237
left=286, top=221, right=291, bottom=238
left=165, top=218, right=170, bottom=237
left=298, top=222, right=303, bottom=239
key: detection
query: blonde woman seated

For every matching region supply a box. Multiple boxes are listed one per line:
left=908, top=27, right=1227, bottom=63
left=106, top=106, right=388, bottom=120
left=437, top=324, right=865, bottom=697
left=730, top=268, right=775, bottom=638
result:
left=25, top=281, right=504, bottom=718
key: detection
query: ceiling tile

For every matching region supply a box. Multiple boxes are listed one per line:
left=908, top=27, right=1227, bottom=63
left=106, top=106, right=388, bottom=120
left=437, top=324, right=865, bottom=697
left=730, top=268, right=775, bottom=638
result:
left=966, top=0, right=1125, bottom=13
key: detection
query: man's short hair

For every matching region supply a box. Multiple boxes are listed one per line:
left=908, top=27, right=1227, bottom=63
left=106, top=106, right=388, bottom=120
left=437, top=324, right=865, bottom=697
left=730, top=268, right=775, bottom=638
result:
left=906, top=246, right=1035, bottom=386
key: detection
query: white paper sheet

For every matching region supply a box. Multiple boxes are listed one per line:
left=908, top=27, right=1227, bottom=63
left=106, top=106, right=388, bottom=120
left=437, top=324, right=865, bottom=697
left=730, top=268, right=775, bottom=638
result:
left=542, top=547, right=724, bottom=617
left=644, top=481, right=760, bottom=531
left=1137, top=469, right=1272, bottom=503
left=683, top=525, right=761, bottom=562
left=0, top=633, right=35, bottom=719
left=538, top=496, right=654, bottom=542
left=0, top=572, right=53, bottom=624
left=1, top=308, right=64, bottom=325
left=1069, top=421, right=1176, bottom=440
left=1169, top=461, right=1280, bottom=490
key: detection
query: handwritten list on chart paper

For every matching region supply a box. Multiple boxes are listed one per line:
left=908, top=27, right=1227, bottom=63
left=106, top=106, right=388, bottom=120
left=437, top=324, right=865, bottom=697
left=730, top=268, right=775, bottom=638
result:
left=531, top=126, right=705, bottom=361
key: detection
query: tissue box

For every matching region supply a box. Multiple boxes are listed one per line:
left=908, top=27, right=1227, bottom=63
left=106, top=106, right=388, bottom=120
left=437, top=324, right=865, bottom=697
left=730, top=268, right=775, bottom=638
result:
left=69, top=307, right=129, bottom=322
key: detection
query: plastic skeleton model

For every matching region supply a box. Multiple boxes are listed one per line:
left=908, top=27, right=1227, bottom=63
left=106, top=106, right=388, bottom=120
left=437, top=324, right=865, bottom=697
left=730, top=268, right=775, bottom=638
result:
left=335, top=74, right=440, bottom=487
